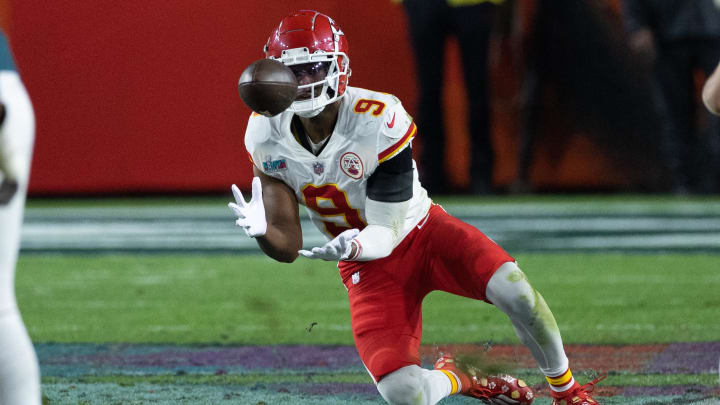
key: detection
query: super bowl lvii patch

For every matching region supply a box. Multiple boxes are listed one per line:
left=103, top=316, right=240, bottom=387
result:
left=263, top=156, right=288, bottom=173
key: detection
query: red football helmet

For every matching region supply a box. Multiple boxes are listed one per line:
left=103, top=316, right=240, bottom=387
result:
left=264, top=10, right=351, bottom=117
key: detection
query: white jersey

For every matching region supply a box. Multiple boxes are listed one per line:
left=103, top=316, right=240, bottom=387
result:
left=245, top=86, right=431, bottom=242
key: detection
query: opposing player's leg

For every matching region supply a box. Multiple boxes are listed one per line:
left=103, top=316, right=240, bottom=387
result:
left=0, top=308, right=40, bottom=405
left=0, top=69, right=41, bottom=405
left=486, top=262, right=605, bottom=404
left=0, top=186, right=40, bottom=405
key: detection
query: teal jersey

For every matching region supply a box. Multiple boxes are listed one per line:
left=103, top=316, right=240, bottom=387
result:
left=0, top=31, right=16, bottom=72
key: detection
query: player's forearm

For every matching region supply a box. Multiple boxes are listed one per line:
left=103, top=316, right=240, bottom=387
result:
left=347, top=224, right=395, bottom=261
left=256, top=225, right=302, bottom=263
left=347, top=198, right=408, bottom=261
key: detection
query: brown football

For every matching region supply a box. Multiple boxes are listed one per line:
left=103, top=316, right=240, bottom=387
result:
left=238, top=59, right=298, bottom=117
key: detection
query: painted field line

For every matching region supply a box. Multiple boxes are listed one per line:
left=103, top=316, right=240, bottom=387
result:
left=35, top=342, right=720, bottom=375
left=20, top=199, right=720, bottom=252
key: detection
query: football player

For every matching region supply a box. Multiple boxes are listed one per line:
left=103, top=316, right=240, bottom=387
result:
left=0, top=30, right=41, bottom=405
left=229, top=10, right=604, bottom=405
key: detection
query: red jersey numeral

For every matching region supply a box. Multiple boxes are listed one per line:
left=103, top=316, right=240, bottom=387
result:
left=302, top=183, right=366, bottom=237
left=353, top=99, right=386, bottom=116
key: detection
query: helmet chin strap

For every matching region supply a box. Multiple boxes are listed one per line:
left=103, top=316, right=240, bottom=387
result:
left=295, top=106, right=325, bottom=118
left=289, top=89, right=331, bottom=117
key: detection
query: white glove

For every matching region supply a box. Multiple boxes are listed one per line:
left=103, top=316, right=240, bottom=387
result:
left=228, top=177, right=267, bottom=238
left=298, top=228, right=359, bottom=261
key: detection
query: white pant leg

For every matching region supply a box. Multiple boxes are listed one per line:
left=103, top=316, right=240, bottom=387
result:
left=485, top=262, right=569, bottom=376
left=0, top=70, right=40, bottom=405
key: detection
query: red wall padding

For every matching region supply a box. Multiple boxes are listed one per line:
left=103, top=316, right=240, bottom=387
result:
left=9, top=1, right=416, bottom=194
left=9, top=1, right=633, bottom=195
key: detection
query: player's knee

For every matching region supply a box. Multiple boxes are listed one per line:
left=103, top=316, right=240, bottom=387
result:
left=486, top=262, right=536, bottom=316
left=377, top=365, right=425, bottom=405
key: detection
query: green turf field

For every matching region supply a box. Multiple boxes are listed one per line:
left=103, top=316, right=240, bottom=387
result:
left=16, top=195, right=720, bottom=404
left=17, top=253, right=720, bottom=345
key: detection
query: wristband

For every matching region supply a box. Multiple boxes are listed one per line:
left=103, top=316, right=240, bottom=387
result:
left=347, top=239, right=362, bottom=261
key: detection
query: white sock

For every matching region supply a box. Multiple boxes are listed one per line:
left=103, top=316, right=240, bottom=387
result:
left=485, top=262, right=570, bottom=376
left=421, top=368, right=453, bottom=403
left=0, top=309, right=41, bottom=405
left=376, top=365, right=452, bottom=405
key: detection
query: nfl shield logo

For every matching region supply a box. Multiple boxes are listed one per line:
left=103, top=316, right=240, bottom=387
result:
left=313, top=162, right=324, bottom=175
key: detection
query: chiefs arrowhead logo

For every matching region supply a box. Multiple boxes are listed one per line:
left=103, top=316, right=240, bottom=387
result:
left=340, top=152, right=363, bottom=180
left=386, top=112, right=396, bottom=128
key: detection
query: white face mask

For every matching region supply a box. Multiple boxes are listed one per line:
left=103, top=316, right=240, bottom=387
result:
left=269, top=47, right=350, bottom=116
left=288, top=63, right=341, bottom=116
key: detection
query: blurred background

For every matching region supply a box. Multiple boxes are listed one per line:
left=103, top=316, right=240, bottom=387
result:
left=5, top=0, right=717, bottom=197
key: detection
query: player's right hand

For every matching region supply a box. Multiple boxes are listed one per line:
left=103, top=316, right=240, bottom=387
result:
left=228, top=177, right=267, bottom=238
left=298, top=228, right=359, bottom=261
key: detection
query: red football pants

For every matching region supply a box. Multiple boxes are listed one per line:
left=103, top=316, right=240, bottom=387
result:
left=338, top=204, right=514, bottom=382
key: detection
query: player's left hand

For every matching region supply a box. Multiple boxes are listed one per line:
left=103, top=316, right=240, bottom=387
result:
left=298, top=228, right=359, bottom=261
